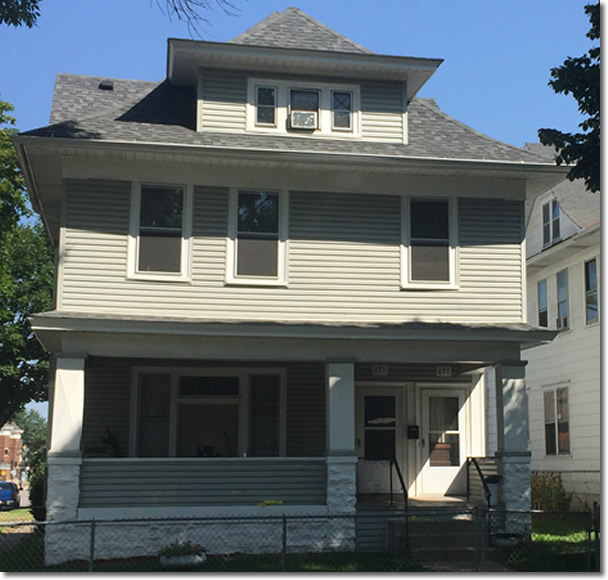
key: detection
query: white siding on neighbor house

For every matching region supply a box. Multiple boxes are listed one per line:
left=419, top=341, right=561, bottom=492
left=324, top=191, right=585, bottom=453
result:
left=525, top=243, right=600, bottom=504
left=526, top=193, right=580, bottom=258
left=198, top=69, right=405, bottom=142
left=60, top=180, right=524, bottom=323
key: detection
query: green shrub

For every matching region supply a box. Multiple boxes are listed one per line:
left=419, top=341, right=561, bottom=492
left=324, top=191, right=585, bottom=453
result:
left=531, top=472, right=572, bottom=511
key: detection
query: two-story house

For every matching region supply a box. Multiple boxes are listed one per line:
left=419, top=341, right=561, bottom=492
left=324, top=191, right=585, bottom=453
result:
left=523, top=143, right=600, bottom=509
left=14, top=7, right=566, bottom=564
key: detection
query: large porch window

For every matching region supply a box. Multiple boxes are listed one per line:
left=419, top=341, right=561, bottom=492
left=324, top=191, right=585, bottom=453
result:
left=131, top=368, right=285, bottom=458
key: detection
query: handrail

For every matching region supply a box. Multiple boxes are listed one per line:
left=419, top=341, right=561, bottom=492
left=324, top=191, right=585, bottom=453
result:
left=389, top=457, right=409, bottom=552
left=467, top=456, right=492, bottom=509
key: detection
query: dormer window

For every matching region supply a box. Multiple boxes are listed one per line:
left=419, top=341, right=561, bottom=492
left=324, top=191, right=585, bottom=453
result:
left=542, top=199, right=560, bottom=248
left=247, top=78, right=360, bottom=137
left=255, top=86, right=277, bottom=127
left=289, top=89, right=319, bottom=129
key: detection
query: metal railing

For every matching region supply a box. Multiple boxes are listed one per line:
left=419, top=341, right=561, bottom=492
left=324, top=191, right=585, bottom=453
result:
left=466, top=456, right=493, bottom=509
left=389, top=457, right=408, bottom=551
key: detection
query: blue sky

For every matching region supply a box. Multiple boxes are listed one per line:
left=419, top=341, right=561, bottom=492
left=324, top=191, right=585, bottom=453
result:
left=1, top=0, right=594, bottom=147
left=4, top=0, right=595, bottom=418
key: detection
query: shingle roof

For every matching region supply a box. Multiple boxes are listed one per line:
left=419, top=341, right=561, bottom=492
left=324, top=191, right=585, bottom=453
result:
left=27, top=74, right=547, bottom=164
left=524, top=143, right=600, bottom=229
left=231, top=6, right=371, bottom=54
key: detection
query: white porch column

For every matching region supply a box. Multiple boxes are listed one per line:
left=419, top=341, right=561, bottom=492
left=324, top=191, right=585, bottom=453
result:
left=326, top=362, right=357, bottom=517
left=47, top=354, right=86, bottom=521
left=494, top=360, right=531, bottom=530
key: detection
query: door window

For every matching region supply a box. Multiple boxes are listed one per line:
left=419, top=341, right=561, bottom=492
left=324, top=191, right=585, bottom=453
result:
left=428, top=396, right=460, bottom=466
left=363, top=395, right=396, bottom=461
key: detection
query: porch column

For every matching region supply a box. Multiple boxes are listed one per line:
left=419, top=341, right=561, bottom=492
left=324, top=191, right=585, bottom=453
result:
left=326, top=362, right=357, bottom=516
left=47, top=354, right=86, bottom=521
left=494, top=361, right=531, bottom=530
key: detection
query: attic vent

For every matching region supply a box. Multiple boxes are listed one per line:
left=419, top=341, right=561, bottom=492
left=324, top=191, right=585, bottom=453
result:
left=98, top=79, right=114, bottom=91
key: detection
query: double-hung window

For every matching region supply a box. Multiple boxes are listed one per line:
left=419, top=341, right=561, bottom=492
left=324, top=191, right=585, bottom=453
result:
left=537, top=279, right=548, bottom=327
left=542, top=199, right=560, bottom=247
left=227, top=189, right=287, bottom=285
left=543, top=386, right=570, bottom=455
left=332, top=91, right=353, bottom=131
left=129, top=183, right=191, bottom=281
left=556, top=269, right=568, bottom=329
left=585, top=258, right=599, bottom=324
left=402, top=197, right=457, bottom=288
left=255, top=86, right=277, bottom=127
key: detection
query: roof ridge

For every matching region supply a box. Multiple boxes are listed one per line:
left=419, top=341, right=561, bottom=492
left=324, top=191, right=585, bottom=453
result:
left=414, top=98, right=547, bottom=162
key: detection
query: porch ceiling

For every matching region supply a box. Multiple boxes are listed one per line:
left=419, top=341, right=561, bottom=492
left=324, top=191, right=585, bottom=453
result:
left=31, top=311, right=556, bottom=364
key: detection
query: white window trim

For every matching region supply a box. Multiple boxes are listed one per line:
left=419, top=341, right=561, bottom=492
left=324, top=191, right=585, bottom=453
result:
left=541, top=197, right=561, bottom=249
left=254, top=85, right=278, bottom=128
left=400, top=196, right=459, bottom=290
left=584, top=256, right=600, bottom=326
left=331, top=89, right=354, bottom=132
left=556, top=268, right=569, bottom=329
left=542, top=381, right=571, bottom=457
left=246, top=78, right=361, bottom=138
left=129, top=367, right=287, bottom=458
left=537, top=278, right=548, bottom=327
left=127, top=182, right=193, bottom=282
left=226, top=188, right=289, bottom=287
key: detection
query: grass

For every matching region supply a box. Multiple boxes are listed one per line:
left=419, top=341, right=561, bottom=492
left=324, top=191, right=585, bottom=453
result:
left=0, top=533, right=425, bottom=573
left=496, top=515, right=597, bottom=572
left=0, top=508, right=34, bottom=523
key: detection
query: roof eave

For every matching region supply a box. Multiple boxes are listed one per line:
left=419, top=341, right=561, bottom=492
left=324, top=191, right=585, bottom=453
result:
left=167, top=38, right=443, bottom=101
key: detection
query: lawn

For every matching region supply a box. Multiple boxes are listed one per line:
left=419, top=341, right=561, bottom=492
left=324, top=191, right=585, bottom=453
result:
left=0, top=533, right=425, bottom=572
left=496, top=514, right=597, bottom=572
left=0, top=509, right=33, bottom=524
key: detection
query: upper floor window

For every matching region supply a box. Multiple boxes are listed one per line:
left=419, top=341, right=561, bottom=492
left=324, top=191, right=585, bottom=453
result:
left=585, top=258, right=599, bottom=324
left=537, top=279, right=548, bottom=327
left=128, top=183, right=192, bottom=281
left=255, top=86, right=277, bottom=127
left=247, top=78, right=360, bottom=137
left=556, top=269, right=568, bottom=329
left=226, top=189, right=288, bottom=286
left=401, top=197, right=457, bottom=289
left=542, top=199, right=560, bottom=248
left=543, top=386, right=570, bottom=456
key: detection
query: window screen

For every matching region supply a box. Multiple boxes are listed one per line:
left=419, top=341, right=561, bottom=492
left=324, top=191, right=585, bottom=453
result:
left=409, top=199, right=450, bottom=282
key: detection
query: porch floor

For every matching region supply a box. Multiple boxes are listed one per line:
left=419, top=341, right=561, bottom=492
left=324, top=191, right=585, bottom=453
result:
left=357, top=494, right=470, bottom=511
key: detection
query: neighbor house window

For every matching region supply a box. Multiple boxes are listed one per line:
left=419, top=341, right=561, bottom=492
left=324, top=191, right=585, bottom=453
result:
left=227, top=189, right=287, bottom=285
left=537, top=279, right=548, bottom=327
left=585, top=258, right=599, bottom=324
left=542, top=199, right=560, bottom=247
left=544, top=386, right=570, bottom=455
left=556, top=269, right=568, bottom=328
left=132, top=369, right=285, bottom=458
left=129, top=183, right=191, bottom=280
left=402, top=198, right=456, bottom=287
left=332, top=91, right=352, bottom=131
left=255, top=86, right=276, bottom=126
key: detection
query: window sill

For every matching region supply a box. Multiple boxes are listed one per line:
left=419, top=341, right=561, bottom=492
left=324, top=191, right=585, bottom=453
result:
left=128, top=272, right=192, bottom=283
left=401, top=282, right=459, bottom=291
left=585, top=320, right=600, bottom=328
left=225, top=278, right=287, bottom=288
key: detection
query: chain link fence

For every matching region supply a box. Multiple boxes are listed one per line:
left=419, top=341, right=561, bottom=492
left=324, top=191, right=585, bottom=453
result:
left=0, top=506, right=600, bottom=572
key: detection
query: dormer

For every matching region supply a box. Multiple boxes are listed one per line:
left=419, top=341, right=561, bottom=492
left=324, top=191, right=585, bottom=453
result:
left=167, top=7, right=442, bottom=143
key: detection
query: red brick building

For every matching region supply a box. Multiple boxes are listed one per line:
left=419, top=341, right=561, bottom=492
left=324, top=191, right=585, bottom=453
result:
left=0, top=423, right=23, bottom=482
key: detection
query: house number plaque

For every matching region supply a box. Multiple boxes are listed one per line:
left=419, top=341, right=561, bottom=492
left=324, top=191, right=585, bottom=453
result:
left=372, top=364, right=389, bottom=377
left=436, top=365, right=452, bottom=377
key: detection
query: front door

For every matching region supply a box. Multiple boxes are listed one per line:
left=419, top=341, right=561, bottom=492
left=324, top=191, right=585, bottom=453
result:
left=356, top=388, right=404, bottom=494
left=420, top=389, right=466, bottom=495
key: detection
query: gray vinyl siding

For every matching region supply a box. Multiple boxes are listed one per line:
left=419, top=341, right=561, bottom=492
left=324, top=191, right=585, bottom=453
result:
left=199, top=68, right=247, bottom=132
left=61, top=182, right=524, bottom=323
left=79, top=458, right=327, bottom=507
left=80, top=358, right=325, bottom=458
left=360, top=81, right=404, bottom=142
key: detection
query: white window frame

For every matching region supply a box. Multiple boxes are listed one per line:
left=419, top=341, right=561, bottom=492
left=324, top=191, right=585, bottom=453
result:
left=127, top=182, right=193, bottom=282
left=584, top=257, right=599, bottom=325
left=400, top=196, right=459, bottom=289
left=542, top=198, right=560, bottom=248
left=556, top=268, right=569, bottom=329
left=537, top=279, right=548, bottom=327
left=226, top=188, right=289, bottom=286
left=254, top=85, right=278, bottom=128
left=331, top=90, right=354, bottom=132
left=542, top=382, right=570, bottom=457
left=246, top=78, right=360, bottom=138
left=129, top=367, right=287, bottom=458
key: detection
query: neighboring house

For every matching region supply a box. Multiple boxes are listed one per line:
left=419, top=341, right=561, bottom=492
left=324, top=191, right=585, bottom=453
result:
left=0, top=423, right=23, bottom=482
left=14, top=7, right=567, bottom=564
left=523, top=143, right=600, bottom=509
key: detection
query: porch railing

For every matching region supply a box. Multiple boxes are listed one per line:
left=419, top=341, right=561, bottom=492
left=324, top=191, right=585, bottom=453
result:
left=466, top=456, right=499, bottom=511
left=389, top=457, right=408, bottom=551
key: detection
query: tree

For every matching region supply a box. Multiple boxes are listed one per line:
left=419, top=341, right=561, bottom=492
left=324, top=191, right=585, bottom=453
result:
left=0, top=0, right=40, bottom=27
left=0, top=97, right=54, bottom=427
left=538, top=3, right=600, bottom=193
left=1, top=0, right=237, bottom=33
left=12, top=408, right=47, bottom=483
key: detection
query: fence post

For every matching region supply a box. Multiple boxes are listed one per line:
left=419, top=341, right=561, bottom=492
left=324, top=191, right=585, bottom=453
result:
left=280, top=515, right=287, bottom=572
left=88, top=520, right=96, bottom=572
left=593, top=502, right=600, bottom=572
